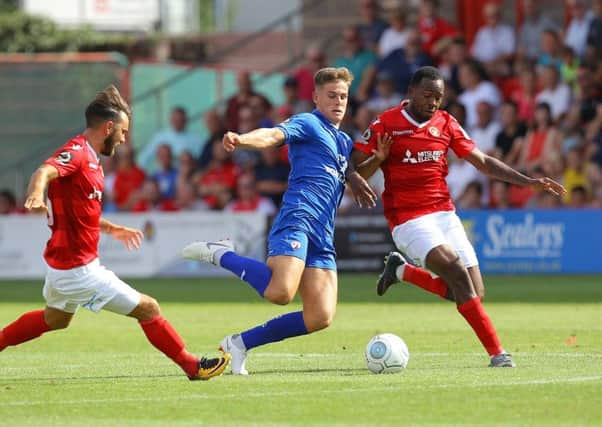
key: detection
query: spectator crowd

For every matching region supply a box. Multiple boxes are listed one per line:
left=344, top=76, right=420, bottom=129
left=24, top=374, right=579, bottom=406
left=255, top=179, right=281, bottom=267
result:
left=1, top=0, right=601, bottom=216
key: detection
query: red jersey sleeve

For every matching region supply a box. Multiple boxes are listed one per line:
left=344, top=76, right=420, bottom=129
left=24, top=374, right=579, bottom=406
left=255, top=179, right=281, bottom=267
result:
left=353, top=118, right=385, bottom=155
left=447, top=117, right=476, bottom=158
left=44, top=142, right=86, bottom=177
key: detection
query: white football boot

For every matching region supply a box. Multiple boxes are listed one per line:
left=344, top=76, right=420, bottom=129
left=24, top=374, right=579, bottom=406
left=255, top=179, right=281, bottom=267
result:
left=219, top=334, right=249, bottom=375
left=181, top=239, right=235, bottom=265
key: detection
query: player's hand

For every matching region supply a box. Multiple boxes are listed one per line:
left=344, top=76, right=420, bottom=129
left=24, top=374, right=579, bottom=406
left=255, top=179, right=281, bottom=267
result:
left=110, top=226, right=143, bottom=250
left=223, top=131, right=241, bottom=153
left=24, top=194, right=48, bottom=214
left=348, top=171, right=377, bottom=208
left=531, top=177, right=566, bottom=197
left=372, top=133, right=393, bottom=162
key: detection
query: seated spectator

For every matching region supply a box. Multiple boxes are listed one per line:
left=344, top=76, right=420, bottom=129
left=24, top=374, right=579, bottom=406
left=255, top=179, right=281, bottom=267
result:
left=225, top=173, right=276, bottom=215
left=378, top=6, right=410, bottom=58
left=536, top=64, right=572, bottom=122
left=537, top=29, right=563, bottom=71
left=197, top=109, right=226, bottom=171
left=224, top=70, right=271, bottom=132
left=174, top=181, right=208, bottom=211
left=352, top=105, right=376, bottom=142
left=563, top=145, right=590, bottom=204
left=152, top=144, right=178, bottom=202
left=456, top=180, right=484, bottom=210
left=516, top=103, right=561, bottom=174
left=517, top=0, right=557, bottom=60
left=458, top=60, right=502, bottom=129
left=254, top=146, right=290, bottom=206
left=586, top=0, right=602, bottom=62
left=375, top=28, right=432, bottom=96
left=417, top=0, right=458, bottom=60
left=249, top=94, right=274, bottom=128
left=357, top=0, right=388, bottom=52
left=489, top=180, right=512, bottom=209
left=233, top=106, right=262, bottom=173
left=333, top=25, right=378, bottom=102
left=511, top=65, right=539, bottom=124
left=560, top=45, right=580, bottom=88
left=365, top=71, right=403, bottom=114
left=130, top=178, right=178, bottom=212
left=177, top=150, right=198, bottom=189
left=196, top=139, right=238, bottom=210
left=439, top=37, right=469, bottom=96
left=494, top=100, right=527, bottom=164
left=100, top=155, right=118, bottom=212
left=446, top=156, right=487, bottom=204
left=293, top=45, right=327, bottom=103
left=568, top=185, right=590, bottom=207
left=564, top=0, right=593, bottom=59
left=445, top=102, right=467, bottom=127
left=471, top=2, right=515, bottom=76
left=0, top=189, right=18, bottom=215
left=278, top=77, right=311, bottom=117
left=137, top=106, right=202, bottom=173
left=113, top=144, right=146, bottom=211
left=469, top=101, right=501, bottom=155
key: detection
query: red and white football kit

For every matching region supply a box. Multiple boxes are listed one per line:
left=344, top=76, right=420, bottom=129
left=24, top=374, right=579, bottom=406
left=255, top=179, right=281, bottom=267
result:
left=42, top=135, right=139, bottom=314
left=354, top=104, right=478, bottom=268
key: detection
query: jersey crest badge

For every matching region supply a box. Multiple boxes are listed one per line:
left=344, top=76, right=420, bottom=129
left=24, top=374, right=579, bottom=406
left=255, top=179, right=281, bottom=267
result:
left=55, top=151, right=72, bottom=165
left=428, top=126, right=440, bottom=137
left=290, top=240, right=301, bottom=250
left=360, top=127, right=371, bottom=143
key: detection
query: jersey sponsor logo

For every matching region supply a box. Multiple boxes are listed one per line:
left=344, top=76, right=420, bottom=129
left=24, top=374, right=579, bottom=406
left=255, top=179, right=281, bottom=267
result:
left=402, top=149, right=444, bottom=164
left=71, top=143, right=83, bottom=151
left=428, top=126, right=440, bottom=137
left=55, top=151, right=72, bottom=165
left=88, top=186, right=103, bottom=202
left=392, top=129, right=413, bottom=136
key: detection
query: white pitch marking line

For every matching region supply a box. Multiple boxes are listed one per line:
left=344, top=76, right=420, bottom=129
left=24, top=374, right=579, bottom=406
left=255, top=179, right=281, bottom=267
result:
left=1, top=376, right=601, bottom=407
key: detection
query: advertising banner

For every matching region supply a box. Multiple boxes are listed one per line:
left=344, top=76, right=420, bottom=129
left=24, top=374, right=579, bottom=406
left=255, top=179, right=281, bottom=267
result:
left=0, top=212, right=266, bottom=279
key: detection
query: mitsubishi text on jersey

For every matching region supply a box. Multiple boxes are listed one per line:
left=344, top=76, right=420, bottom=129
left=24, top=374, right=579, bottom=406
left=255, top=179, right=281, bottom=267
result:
left=274, top=110, right=353, bottom=245
left=43, top=135, right=104, bottom=269
left=354, top=103, right=475, bottom=229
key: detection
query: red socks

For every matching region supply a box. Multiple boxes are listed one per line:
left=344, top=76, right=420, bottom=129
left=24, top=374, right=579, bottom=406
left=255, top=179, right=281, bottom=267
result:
left=0, top=310, right=51, bottom=351
left=402, top=264, right=450, bottom=299
left=457, top=297, right=503, bottom=356
left=139, top=315, right=199, bottom=377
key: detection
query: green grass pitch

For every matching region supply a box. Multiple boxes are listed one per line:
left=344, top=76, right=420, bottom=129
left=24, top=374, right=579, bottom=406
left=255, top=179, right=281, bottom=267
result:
left=1, top=274, right=601, bottom=426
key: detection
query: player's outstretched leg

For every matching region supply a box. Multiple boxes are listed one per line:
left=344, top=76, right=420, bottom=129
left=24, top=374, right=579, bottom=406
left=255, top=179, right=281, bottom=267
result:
left=219, top=311, right=308, bottom=375
left=0, top=308, right=69, bottom=351
left=377, top=252, right=452, bottom=300
left=182, top=240, right=271, bottom=297
left=130, top=294, right=230, bottom=380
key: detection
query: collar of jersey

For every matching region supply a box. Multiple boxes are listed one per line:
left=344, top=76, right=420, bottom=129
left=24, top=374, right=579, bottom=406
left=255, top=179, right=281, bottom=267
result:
left=82, top=136, right=100, bottom=163
left=401, top=107, right=431, bottom=128
left=312, top=109, right=338, bottom=130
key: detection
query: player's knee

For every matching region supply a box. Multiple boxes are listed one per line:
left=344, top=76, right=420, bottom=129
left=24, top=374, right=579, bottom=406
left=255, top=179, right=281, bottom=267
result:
left=305, top=309, right=335, bottom=332
left=46, top=317, right=71, bottom=330
left=263, top=287, right=294, bottom=305
left=131, top=295, right=161, bottom=321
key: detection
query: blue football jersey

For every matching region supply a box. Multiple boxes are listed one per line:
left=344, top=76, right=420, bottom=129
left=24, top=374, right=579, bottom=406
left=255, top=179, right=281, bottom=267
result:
left=272, top=110, right=353, bottom=246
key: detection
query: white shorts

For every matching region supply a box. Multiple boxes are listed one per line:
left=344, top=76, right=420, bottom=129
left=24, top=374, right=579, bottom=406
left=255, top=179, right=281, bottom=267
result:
left=43, top=259, right=141, bottom=315
left=391, top=211, right=478, bottom=269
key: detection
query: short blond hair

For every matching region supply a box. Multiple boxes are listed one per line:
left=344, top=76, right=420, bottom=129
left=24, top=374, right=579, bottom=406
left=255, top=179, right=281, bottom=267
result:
left=314, top=67, right=354, bottom=88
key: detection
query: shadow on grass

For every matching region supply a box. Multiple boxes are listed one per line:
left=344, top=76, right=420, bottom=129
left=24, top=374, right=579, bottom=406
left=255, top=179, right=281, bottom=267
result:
left=0, top=275, right=601, bottom=304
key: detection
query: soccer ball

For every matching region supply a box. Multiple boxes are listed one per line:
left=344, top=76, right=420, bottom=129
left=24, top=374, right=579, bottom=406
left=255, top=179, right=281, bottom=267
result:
left=365, top=333, right=410, bottom=374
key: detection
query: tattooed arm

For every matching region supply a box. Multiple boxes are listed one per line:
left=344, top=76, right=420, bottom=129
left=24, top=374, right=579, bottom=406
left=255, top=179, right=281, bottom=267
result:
left=464, top=147, right=566, bottom=196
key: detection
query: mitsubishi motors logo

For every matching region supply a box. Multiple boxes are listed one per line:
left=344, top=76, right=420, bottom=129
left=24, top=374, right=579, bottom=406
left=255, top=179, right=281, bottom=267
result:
left=402, top=149, right=444, bottom=164
left=88, top=186, right=102, bottom=202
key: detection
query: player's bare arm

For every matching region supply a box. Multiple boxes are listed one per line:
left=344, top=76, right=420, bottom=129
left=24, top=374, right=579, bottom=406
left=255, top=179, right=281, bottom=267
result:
left=223, top=128, right=285, bottom=152
left=353, top=133, right=393, bottom=179
left=346, top=165, right=377, bottom=209
left=24, top=164, right=59, bottom=214
left=100, top=218, right=143, bottom=250
left=465, top=148, right=566, bottom=196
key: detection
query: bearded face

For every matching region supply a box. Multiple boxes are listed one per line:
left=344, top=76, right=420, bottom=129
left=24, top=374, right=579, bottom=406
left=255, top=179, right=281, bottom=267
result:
left=101, top=129, right=121, bottom=156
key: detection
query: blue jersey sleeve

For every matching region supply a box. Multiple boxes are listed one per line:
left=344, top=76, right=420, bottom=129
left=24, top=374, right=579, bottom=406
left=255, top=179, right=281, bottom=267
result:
left=275, top=114, right=314, bottom=145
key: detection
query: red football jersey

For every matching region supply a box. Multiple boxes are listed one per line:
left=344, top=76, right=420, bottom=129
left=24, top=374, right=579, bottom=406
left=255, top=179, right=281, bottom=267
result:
left=354, top=104, right=475, bottom=229
left=43, top=135, right=104, bottom=269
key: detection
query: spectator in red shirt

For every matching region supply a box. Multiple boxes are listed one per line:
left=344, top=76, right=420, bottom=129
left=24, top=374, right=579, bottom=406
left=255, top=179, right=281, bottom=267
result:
left=417, top=0, right=458, bottom=60
left=196, top=139, right=238, bottom=210
left=511, top=65, right=539, bottom=124
left=293, top=45, right=327, bottom=103
left=225, top=173, right=276, bottom=215
left=224, top=71, right=270, bottom=132
left=113, top=144, right=146, bottom=211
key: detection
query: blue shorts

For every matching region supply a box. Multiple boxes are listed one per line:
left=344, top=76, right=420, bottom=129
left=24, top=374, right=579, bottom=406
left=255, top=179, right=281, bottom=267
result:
left=267, top=227, right=337, bottom=271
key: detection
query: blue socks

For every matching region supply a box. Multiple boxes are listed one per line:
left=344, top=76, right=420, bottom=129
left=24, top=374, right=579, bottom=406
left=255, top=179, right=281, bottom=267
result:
left=241, top=311, right=308, bottom=350
left=219, top=252, right=271, bottom=297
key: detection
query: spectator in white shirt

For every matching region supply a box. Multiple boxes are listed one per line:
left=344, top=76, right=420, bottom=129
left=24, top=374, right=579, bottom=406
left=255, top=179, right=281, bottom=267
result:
left=564, top=0, right=594, bottom=58
left=535, top=64, right=572, bottom=121
left=469, top=101, right=502, bottom=155
left=138, top=107, right=202, bottom=173
left=378, top=7, right=409, bottom=58
left=458, top=60, right=502, bottom=129
left=471, top=2, right=515, bottom=68
left=365, top=71, right=403, bottom=114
